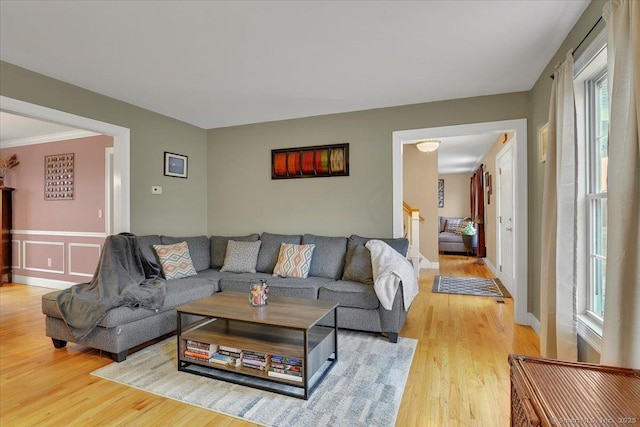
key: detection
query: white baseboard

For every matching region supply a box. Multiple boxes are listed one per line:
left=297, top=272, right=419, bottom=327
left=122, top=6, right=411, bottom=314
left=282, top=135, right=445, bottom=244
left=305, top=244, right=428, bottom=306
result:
left=418, top=254, right=439, bottom=270
left=13, top=274, right=75, bottom=290
left=527, top=312, right=541, bottom=336
left=483, top=258, right=498, bottom=276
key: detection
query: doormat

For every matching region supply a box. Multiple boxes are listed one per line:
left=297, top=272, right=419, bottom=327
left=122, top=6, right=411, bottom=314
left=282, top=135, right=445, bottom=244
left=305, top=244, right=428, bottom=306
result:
left=432, top=275, right=511, bottom=298
left=91, top=330, right=417, bottom=427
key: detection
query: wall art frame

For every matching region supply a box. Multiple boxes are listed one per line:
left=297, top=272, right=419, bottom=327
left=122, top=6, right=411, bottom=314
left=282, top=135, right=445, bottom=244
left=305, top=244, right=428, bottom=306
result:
left=438, top=179, right=444, bottom=208
left=164, top=152, right=188, bottom=179
left=271, top=143, right=349, bottom=179
left=45, top=153, right=74, bottom=200
left=538, top=122, right=548, bottom=163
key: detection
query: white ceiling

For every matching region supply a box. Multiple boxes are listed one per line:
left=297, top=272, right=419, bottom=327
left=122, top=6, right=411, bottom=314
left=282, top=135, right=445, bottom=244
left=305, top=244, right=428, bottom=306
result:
left=0, top=112, right=80, bottom=143
left=0, top=0, right=589, bottom=130
left=435, top=133, right=501, bottom=175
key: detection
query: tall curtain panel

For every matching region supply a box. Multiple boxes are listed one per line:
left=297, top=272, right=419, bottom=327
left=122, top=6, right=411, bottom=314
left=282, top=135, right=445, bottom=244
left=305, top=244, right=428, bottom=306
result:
left=470, top=166, right=486, bottom=258
left=540, top=51, right=578, bottom=361
left=601, top=0, right=640, bottom=369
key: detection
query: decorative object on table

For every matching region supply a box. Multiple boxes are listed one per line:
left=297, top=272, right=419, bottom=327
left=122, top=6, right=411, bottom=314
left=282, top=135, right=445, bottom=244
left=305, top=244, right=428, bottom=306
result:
left=0, top=154, right=19, bottom=188
left=272, top=143, right=349, bottom=179
left=249, top=280, right=268, bottom=306
left=438, top=178, right=444, bottom=208
left=164, top=151, right=188, bottom=178
left=44, top=153, right=74, bottom=200
left=432, top=275, right=511, bottom=298
left=460, top=218, right=477, bottom=258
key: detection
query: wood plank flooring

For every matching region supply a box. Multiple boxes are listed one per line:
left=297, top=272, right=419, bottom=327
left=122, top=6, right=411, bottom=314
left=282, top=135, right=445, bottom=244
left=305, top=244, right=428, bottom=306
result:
left=0, top=255, right=539, bottom=426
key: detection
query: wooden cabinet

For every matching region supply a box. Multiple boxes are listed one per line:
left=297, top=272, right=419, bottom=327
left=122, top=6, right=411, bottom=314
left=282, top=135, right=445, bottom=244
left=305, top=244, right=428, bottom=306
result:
left=509, top=354, right=640, bottom=427
left=0, top=187, right=14, bottom=284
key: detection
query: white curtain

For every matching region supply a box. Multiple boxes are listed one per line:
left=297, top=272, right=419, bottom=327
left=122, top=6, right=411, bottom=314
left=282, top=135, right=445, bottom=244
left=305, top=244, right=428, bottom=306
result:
left=601, top=0, right=640, bottom=369
left=540, top=51, right=578, bottom=361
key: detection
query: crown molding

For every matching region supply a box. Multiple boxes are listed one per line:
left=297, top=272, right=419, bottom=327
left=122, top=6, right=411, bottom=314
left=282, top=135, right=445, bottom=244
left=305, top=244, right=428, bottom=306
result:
left=0, top=130, right=101, bottom=148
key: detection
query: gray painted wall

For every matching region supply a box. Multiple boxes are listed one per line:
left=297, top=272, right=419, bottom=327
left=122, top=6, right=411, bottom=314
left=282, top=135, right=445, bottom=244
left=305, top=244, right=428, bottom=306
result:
left=0, top=61, right=208, bottom=236
left=207, top=93, right=529, bottom=238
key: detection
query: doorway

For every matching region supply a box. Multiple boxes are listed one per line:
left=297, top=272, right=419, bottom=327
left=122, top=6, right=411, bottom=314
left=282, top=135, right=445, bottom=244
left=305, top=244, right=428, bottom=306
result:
left=392, top=119, right=529, bottom=326
left=496, top=140, right=515, bottom=295
left=0, top=96, right=130, bottom=233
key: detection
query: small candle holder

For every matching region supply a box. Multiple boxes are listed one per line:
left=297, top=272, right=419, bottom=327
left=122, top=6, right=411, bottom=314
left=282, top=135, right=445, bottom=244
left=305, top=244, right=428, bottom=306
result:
left=249, top=280, right=268, bottom=306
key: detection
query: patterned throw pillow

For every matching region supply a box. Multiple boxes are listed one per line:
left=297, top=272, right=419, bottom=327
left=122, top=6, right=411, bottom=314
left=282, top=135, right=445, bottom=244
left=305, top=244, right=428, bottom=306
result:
left=272, top=243, right=316, bottom=279
left=444, top=219, right=466, bottom=234
left=220, top=240, right=262, bottom=273
left=153, top=241, right=197, bottom=280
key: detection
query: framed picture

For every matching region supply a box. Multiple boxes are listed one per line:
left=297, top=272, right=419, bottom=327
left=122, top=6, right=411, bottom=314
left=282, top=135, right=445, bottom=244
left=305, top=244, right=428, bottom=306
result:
left=44, top=153, right=74, bottom=200
left=438, top=179, right=444, bottom=208
left=272, top=143, right=349, bottom=179
left=538, top=123, right=548, bottom=163
left=164, top=152, right=188, bottom=178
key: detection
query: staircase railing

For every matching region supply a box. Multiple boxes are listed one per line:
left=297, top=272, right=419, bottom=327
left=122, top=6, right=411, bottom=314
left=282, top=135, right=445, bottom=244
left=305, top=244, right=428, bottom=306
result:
left=403, top=202, right=423, bottom=275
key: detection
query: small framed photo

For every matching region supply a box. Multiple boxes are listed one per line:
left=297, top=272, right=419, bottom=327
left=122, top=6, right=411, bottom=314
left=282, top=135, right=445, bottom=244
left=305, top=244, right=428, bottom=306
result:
left=164, top=152, right=188, bottom=178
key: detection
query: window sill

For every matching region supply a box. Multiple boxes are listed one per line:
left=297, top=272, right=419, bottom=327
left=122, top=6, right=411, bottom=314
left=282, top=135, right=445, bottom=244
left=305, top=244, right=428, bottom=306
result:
left=577, top=314, right=603, bottom=354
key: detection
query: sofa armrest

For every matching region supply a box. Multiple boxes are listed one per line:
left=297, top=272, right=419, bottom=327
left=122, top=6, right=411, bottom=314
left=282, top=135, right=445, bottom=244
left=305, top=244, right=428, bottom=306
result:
left=378, top=285, right=409, bottom=338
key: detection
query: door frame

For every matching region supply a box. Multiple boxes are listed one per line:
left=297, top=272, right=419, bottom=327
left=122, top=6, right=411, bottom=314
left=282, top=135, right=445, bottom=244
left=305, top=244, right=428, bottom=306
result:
left=496, top=139, right=516, bottom=295
left=392, top=118, right=529, bottom=326
left=0, top=96, right=130, bottom=233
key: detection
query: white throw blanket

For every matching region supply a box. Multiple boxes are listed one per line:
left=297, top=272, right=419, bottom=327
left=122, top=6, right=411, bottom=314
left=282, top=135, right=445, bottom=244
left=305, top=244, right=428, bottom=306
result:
left=365, top=239, right=419, bottom=311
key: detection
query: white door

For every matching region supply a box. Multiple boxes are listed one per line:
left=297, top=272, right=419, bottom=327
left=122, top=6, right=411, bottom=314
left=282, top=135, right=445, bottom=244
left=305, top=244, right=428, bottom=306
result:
left=496, top=142, right=515, bottom=295
left=105, top=147, right=114, bottom=236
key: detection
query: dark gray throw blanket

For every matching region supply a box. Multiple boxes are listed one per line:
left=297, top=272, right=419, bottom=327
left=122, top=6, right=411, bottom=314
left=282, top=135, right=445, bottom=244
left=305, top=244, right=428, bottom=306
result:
left=57, top=233, right=166, bottom=341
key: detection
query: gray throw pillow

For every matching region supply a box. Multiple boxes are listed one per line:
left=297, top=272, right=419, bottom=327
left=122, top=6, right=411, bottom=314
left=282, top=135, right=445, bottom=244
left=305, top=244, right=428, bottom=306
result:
left=210, top=233, right=260, bottom=269
left=342, top=242, right=374, bottom=286
left=220, top=240, right=262, bottom=273
left=301, top=234, right=347, bottom=279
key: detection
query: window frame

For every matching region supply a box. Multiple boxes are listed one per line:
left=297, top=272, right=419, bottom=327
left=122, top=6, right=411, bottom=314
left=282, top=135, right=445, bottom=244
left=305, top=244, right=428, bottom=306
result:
left=573, top=29, right=608, bottom=353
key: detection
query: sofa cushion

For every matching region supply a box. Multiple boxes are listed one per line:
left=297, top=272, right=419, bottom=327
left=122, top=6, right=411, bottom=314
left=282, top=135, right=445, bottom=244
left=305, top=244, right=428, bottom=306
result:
left=161, top=235, right=210, bottom=272
left=210, top=233, right=260, bottom=268
left=319, top=280, right=380, bottom=310
left=439, top=231, right=464, bottom=243
left=220, top=240, right=262, bottom=273
left=153, top=241, right=198, bottom=280
left=256, top=232, right=302, bottom=273
left=342, top=242, right=374, bottom=286
left=137, top=235, right=162, bottom=265
left=349, top=235, right=409, bottom=257
left=41, top=270, right=217, bottom=328
left=266, top=276, right=334, bottom=299
left=301, top=234, right=348, bottom=280
left=218, top=273, right=275, bottom=292
left=272, top=243, right=315, bottom=279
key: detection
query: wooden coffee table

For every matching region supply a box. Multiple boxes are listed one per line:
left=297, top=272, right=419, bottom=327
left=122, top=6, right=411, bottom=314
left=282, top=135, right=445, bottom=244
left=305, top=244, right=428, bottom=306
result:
left=176, top=291, right=338, bottom=399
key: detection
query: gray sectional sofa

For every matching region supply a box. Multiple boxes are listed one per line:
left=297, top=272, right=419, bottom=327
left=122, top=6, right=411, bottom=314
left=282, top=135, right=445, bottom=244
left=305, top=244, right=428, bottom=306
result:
left=41, top=232, right=412, bottom=362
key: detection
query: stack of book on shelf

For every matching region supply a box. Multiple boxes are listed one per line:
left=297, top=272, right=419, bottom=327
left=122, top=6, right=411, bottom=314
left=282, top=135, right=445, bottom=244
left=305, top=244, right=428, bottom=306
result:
left=211, top=345, right=242, bottom=367
left=268, top=354, right=303, bottom=383
left=241, top=350, right=269, bottom=371
left=183, top=340, right=218, bottom=362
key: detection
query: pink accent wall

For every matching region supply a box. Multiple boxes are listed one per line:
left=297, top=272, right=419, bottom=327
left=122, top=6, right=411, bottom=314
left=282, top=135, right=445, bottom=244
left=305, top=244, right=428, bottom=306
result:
left=1, top=135, right=113, bottom=232
left=1, top=135, right=112, bottom=286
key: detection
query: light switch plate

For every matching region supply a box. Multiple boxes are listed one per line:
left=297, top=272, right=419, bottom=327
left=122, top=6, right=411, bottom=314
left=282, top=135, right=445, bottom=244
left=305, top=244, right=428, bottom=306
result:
left=151, top=186, right=162, bottom=195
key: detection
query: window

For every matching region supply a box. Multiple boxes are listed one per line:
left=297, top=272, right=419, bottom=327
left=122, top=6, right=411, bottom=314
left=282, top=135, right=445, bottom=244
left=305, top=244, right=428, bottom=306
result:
left=586, top=71, right=608, bottom=322
left=573, top=30, right=607, bottom=346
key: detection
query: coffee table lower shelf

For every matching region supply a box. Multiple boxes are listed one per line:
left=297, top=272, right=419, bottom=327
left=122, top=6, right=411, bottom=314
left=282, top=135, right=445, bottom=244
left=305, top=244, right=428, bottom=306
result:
left=177, top=317, right=338, bottom=400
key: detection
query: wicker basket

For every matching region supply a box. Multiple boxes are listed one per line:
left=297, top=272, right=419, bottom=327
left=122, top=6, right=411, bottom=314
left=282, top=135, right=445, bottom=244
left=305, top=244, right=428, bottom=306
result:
left=509, top=354, right=640, bottom=427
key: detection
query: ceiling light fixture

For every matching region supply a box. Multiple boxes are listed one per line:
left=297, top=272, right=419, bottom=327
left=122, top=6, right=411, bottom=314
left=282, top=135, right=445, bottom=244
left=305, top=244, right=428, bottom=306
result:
left=415, top=139, right=440, bottom=153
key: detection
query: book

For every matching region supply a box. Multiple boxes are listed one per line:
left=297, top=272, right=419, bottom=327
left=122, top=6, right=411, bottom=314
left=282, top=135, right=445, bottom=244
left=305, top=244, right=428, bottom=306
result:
left=186, top=340, right=217, bottom=352
left=184, top=350, right=213, bottom=360
left=219, top=345, right=242, bottom=354
left=267, top=370, right=303, bottom=383
left=211, top=352, right=241, bottom=366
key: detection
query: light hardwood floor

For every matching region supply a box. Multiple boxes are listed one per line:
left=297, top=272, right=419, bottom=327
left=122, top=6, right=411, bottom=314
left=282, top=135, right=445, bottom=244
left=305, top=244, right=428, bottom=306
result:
left=0, top=255, right=540, bottom=426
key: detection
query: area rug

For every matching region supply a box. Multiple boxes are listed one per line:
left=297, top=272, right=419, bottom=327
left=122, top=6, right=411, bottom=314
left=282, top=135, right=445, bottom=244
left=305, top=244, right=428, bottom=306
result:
left=432, top=275, right=511, bottom=298
left=91, top=330, right=417, bottom=427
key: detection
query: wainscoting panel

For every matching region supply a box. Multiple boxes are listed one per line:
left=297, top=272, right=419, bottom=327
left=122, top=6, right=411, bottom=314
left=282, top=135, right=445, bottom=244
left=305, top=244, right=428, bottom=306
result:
left=11, top=230, right=105, bottom=286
